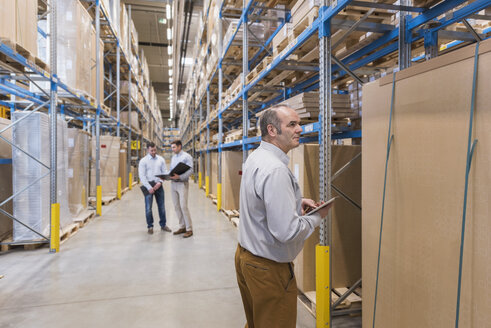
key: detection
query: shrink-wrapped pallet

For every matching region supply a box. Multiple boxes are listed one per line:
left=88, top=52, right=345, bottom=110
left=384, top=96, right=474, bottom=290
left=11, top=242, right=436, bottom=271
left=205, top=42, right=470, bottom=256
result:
left=12, top=112, right=71, bottom=242
left=67, top=129, right=90, bottom=218
left=0, top=118, right=13, bottom=241
left=89, top=136, right=120, bottom=197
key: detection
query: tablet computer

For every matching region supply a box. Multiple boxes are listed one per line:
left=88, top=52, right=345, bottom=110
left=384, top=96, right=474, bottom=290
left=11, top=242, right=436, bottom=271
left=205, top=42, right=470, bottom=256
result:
left=306, top=197, right=337, bottom=215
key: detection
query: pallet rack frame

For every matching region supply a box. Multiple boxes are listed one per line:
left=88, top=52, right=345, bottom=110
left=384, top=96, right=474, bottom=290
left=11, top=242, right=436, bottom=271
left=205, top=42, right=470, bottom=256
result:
left=177, top=0, right=491, bottom=326
left=0, top=0, right=164, bottom=252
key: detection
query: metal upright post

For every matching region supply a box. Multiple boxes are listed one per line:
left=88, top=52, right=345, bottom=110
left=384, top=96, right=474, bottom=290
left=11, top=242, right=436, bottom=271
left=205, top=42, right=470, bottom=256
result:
left=49, top=0, right=59, bottom=252
left=424, top=30, right=438, bottom=60
left=242, top=0, right=249, bottom=163
left=398, top=0, right=411, bottom=70
left=116, top=42, right=121, bottom=137
left=317, top=5, right=333, bottom=326
left=127, top=5, right=132, bottom=188
left=217, top=8, right=223, bottom=211
left=192, top=112, right=197, bottom=183
left=199, top=101, right=203, bottom=189
left=95, top=0, right=102, bottom=216
left=205, top=87, right=210, bottom=197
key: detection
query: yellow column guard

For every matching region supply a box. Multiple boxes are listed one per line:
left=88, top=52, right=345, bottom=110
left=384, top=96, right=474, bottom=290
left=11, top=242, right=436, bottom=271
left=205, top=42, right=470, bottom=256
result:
left=50, top=203, right=60, bottom=253
left=316, top=245, right=330, bottom=328
left=205, top=176, right=210, bottom=196
left=217, top=183, right=222, bottom=212
left=117, top=177, right=122, bottom=199
left=96, top=185, right=102, bottom=216
left=198, top=172, right=202, bottom=189
left=129, top=172, right=133, bottom=190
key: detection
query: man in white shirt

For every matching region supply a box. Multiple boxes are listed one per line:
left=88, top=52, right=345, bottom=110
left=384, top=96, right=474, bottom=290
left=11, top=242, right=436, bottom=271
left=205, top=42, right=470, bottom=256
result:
left=169, top=139, right=194, bottom=238
left=138, top=142, right=171, bottom=234
left=236, top=106, right=332, bottom=327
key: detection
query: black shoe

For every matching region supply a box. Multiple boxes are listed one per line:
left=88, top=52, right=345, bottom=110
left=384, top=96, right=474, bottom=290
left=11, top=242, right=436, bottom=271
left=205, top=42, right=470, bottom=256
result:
left=148, top=227, right=154, bottom=234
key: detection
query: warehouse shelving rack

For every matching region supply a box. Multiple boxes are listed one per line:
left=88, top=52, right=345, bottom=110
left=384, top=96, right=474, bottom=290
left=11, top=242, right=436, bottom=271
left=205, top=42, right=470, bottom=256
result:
left=177, top=0, right=491, bottom=326
left=0, top=0, right=165, bottom=252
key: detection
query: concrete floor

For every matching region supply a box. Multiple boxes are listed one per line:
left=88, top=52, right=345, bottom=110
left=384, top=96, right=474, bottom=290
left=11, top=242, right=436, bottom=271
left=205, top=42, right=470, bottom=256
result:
left=0, top=182, right=360, bottom=328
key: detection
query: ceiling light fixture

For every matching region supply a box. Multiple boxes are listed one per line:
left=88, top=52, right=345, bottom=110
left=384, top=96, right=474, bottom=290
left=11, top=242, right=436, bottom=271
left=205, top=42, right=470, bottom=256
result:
left=169, top=69, right=173, bottom=76
left=167, top=28, right=172, bottom=40
left=167, top=46, right=172, bottom=55
left=168, top=58, right=172, bottom=66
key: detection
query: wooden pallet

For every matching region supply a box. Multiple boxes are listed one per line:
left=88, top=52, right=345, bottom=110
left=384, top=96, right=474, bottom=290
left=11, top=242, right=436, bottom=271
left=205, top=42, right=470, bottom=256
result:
left=88, top=196, right=117, bottom=206
left=72, top=210, right=95, bottom=228
left=0, top=237, right=48, bottom=252
left=60, top=223, right=80, bottom=244
left=246, top=56, right=273, bottom=85
left=298, top=287, right=362, bottom=317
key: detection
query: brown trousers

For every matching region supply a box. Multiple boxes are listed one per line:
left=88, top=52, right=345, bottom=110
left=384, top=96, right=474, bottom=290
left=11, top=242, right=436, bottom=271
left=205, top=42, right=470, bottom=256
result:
left=235, top=244, right=297, bottom=328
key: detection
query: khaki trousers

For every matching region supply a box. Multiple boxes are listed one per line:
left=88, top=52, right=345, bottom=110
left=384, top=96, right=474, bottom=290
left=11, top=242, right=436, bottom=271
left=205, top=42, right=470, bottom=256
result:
left=235, top=244, right=297, bottom=328
left=171, top=181, right=193, bottom=231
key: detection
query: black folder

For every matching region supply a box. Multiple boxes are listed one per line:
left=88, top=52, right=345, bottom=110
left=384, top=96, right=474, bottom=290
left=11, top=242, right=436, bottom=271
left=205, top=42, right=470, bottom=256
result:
left=156, top=162, right=191, bottom=180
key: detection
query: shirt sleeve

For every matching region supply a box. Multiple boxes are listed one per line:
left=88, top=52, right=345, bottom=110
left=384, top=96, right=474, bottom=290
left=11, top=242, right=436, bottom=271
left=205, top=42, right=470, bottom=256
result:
left=139, top=158, right=151, bottom=190
left=156, top=157, right=168, bottom=183
left=179, top=153, right=193, bottom=181
left=262, top=167, right=321, bottom=244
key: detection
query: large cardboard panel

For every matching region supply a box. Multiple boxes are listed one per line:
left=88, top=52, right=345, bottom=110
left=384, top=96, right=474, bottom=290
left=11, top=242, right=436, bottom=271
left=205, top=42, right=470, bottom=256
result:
left=291, top=144, right=361, bottom=292
left=15, top=0, right=37, bottom=56
left=221, top=151, right=242, bottom=210
left=0, top=1, right=16, bottom=42
left=362, top=40, right=491, bottom=327
left=0, top=118, right=13, bottom=240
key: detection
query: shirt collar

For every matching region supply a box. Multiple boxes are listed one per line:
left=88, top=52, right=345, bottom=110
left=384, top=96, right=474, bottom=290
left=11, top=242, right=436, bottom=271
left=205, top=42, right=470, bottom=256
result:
left=259, top=141, right=289, bottom=166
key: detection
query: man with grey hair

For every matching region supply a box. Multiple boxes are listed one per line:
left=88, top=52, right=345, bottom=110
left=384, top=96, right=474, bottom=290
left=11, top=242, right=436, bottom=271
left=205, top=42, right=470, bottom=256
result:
left=235, top=105, right=332, bottom=327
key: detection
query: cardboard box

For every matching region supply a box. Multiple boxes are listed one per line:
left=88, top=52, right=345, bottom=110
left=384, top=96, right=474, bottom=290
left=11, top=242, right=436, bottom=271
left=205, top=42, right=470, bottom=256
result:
left=0, top=118, right=13, bottom=240
left=121, top=111, right=140, bottom=133
left=362, top=39, right=491, bottom=327
left=67, top=128, right=90, bottom=218
left=289, top=144, right=361, bottom=293
left=90, top=135, right=120, bottom=197
left=91, top=27, right=105, bottom=102
left=119, top=143, right=128, bottom=189
left=15, top=0, right=37, bottom=57
left=221, top=151, right=242, bottom=211
left=0, top=1, right=16, bottom=42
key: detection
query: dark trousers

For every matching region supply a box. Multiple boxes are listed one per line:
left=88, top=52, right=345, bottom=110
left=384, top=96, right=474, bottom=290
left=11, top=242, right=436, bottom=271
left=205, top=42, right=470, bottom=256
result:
left=144, top=185, right=166, bottom=228
left=235, top=244, right=297, bottom=328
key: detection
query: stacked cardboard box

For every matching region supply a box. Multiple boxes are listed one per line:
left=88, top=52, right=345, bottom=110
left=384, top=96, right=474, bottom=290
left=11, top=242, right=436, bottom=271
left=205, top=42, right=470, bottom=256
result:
left=89, top=135, right=121, bottom=197
left=221, top=151, right=242, bottom=211
left=121, top=111, right=140, bottom=133
left=67, top=128, right=90, bottom=218
left=119, top=142, right=128, bottom=189
left=362, top=40, right=491, bottom=327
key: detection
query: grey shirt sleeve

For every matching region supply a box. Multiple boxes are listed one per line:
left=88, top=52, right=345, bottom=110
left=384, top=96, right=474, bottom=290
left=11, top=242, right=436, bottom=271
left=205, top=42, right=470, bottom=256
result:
left=261, top=167, right=321, bottom=244
left=139, top=158, right=151, bottom=190
left=179, top=153, right=193, bottom=181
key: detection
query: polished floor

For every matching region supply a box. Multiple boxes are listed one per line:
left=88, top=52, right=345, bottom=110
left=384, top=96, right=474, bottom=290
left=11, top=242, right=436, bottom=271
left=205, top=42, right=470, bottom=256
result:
left=0, top=181, right=360, bottom=327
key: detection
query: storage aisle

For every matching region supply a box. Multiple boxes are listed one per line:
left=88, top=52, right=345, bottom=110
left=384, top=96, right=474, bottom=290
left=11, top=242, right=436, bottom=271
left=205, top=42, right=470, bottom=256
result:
left=0, top=182, right=318, bottom=327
